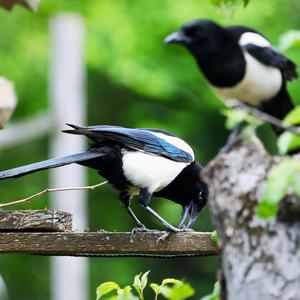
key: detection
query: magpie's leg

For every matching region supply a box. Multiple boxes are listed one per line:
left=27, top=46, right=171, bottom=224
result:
left=178, top=205, right=190, bottom=229
left=119, top=192, right=146, bottom=229
left=119, top=192, right=155, bottom=243
left=219, top=121, right=247, bottom=154
left=157, top=206, right=190, bottom=245
left=138, top=188, right=180, bottom=233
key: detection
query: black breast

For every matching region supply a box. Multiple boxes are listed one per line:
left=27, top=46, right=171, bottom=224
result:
left=197, top=45, right=246, bottom=87
left=155, top=161, right=207, bottom=206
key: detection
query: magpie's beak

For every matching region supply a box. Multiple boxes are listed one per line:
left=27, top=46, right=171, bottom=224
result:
left=164, top=31, right=190, bottom=45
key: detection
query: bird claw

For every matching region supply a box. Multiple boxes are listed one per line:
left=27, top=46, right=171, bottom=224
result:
left=156, top=227, right=194, bottom=244
left=130, top=226, right=157, bottom=243
left=156, top=231, right=172, bottom=244
left=179, top=226, right=194, bottom=232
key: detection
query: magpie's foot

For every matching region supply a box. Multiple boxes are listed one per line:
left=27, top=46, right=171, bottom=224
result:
left=156, top=227, right=194, bottom=244
left=181, top=227, right=194, bottom=232
left=156, top=230, right=172, bottom=244
left=130, top=226, right=157, bottom=243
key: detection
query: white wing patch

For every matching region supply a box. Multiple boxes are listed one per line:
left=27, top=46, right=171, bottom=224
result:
left=213, top=32, right=282, bottom=105
left=122, top=150, right=190, bottom=194
left=239, top=32, right=271, bottom=47
left=149, top=131, right=195, bottom=161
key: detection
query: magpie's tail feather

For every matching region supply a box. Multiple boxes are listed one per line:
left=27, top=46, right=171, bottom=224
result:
left=0, top=151, right=105, bottom=180
left=63, top=123, right=89, bottom=136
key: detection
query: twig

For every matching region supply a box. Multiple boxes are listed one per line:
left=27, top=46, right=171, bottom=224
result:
left=0, top=181, right=108, bottom=209
left=227, top=100, right=300, bottom=135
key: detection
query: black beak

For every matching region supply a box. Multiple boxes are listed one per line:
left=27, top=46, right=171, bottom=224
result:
left=164, top=31, right=191, bottom=45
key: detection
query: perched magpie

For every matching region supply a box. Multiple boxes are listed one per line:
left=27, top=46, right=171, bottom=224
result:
left=0, top=124, right=208, bottom=234
left=165, top=19, right=298, bottom=121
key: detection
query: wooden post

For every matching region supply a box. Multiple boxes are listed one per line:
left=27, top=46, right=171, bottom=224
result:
left=49, top=13, right=88, bottom=300
left=0, top=77, right=17, bottom=129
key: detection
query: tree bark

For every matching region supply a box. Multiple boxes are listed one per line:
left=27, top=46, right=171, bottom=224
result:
left=205, top=137, right=300, bottom=300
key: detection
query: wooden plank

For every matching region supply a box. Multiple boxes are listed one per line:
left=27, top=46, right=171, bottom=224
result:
left=0, top=232, right=219, bottom=257
left=0, top=210, right=72, bottom=232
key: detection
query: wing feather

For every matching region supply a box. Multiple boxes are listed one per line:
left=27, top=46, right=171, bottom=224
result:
left=63, top=125, right=194, bottom=163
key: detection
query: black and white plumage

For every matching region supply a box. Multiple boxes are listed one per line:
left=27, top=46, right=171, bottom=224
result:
left=165, top=19, right=298, bottom=121
left=0, top=124, right=208, bottom=233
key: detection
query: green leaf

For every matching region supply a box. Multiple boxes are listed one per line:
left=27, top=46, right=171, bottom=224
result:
left=222, top=108, right=261, bottom=130
left=283, top=106, right=300, bottom=126
left=277, top=132, right=300, bottom=155
left=258, top=159, right=300, bottom=218
left=278, top=30, right=300, bottom=51
left=133, top=271, right=150, bottom=300
left=161, top=279, right=182, bottom=286
left=160, top=283, right=194, bottom=300
left=96, top=282, right=120, bottom=300
left=211, top=281, right=221, bottom=299
left=200, top=281, right=220, bottom=300
left=210, top=231, right=219, bottom=248
left=141, top=270, right=150, bottom=290
left=150, top=283, right=160, bottom=294
left=210, top=0, right=250, bottom=7
left=117, top=286, right=138, bottom=300
left=133, top=273, right=142, bottom=292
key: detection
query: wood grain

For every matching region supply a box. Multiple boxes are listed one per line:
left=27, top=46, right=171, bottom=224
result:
left=0, top=210, right=72, bottom=232
left=0, top=231, right=219, bottom=257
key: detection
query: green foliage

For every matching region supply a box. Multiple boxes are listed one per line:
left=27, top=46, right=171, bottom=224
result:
left=0, top=0, right=299, bottom=299
left=210, top=0, right=250, bottom=8
left=222, top=108, right=262, bottom=130
left=133, top=271, right=150, bottom=300
left=277, top=106, right=300, bottom=154
left=96, top=281, right=137, bottom=300
left=200, top=281, right=220, bottom=300
left=96, top=272, right=196, bottom=300
left=278, top=30, right=300, bottom=51
left=210, top=230, right=220, bottom=248
left=258, top=159, right=300, bottom=218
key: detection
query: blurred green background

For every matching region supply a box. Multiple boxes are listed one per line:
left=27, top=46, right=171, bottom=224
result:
left=0, top=0, right=299, bottom=299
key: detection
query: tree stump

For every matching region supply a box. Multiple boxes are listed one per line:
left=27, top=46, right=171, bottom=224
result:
left=206, top=137, right=300, bottom=300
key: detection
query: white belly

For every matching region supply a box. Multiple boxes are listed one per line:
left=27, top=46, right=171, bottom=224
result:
left=122, top=151, right=189, bottom=194
left=213, top=52, right=282, bottom=106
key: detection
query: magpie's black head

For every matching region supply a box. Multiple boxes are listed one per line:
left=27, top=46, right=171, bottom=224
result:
left=164, top=19, right=228, bottom=61
left=188, top=179, right=208, bottom=225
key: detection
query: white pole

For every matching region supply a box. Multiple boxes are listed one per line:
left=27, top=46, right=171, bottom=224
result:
left=49, top=13, right=88, bottom=300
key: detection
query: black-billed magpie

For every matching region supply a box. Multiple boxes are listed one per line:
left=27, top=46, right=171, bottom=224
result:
left=0, top=124, right=208, bottom=234
left=165, top=19, right=298, bottom=121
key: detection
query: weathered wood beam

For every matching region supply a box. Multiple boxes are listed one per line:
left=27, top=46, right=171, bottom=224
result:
left=0, top=210, right=72, bottom=232
left=0, top=232, right=218, bottom=257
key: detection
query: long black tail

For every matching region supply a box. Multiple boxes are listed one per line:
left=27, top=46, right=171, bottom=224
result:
left=0, top=151, right=105, bottom=180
